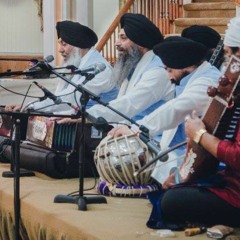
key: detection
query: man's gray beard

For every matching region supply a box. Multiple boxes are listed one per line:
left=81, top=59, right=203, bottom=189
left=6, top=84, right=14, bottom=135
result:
left=59, top=48, right=82, bottom=80
left=61, top=47, right=82, bottom=68
left=113, top=46, right=143, bottom=86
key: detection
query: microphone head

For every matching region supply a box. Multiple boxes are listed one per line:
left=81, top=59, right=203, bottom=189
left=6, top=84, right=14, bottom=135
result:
left=44, top=55, right=54, bottom=63
left=54, top=97, right=62, bottom=105
left=95, top=63, right=106, bottom=74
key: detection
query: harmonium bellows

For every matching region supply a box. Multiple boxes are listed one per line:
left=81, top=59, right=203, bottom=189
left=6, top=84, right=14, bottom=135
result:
left=26, top=116, right=78, bottom=151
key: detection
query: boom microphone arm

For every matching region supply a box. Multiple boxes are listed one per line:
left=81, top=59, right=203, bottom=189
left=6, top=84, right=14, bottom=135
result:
left=134, top=141, right=187, bottom=177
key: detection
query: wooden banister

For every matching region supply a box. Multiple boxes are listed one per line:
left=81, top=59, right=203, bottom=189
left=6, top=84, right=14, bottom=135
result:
left=96, top=0, right=134, bottom=52
left=96, top=0, right=184, bottom=63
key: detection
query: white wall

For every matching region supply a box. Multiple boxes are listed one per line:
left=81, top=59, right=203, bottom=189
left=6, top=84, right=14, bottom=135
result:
left=93, top=0, right=119, bottom=40
left=0, top=0, right=118, bottom=56
left=0, top=0, right=43, bottom=55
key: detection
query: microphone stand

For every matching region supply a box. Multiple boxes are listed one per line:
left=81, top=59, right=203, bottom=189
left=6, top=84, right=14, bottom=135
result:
left=47, top=68, right=108, bottom=210
left=0, top=69, right=50, bottom=78
left=43, top=64, right=171, bottom=210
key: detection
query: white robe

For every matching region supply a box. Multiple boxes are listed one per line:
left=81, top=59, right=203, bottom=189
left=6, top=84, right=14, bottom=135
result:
left=32, top=48, right=114, bottom=114
left=135, top=61, right=222, bottom=183
left=87, top=50, right=175, bottom=122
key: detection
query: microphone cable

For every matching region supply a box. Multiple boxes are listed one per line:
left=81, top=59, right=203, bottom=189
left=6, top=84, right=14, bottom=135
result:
left=0, top=83, right=43, bottom=99
left=20, top=83, right=33, bottom=112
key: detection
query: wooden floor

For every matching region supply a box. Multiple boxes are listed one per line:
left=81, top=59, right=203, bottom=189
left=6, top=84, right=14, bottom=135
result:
left=0, top=163, right=239, bottom=240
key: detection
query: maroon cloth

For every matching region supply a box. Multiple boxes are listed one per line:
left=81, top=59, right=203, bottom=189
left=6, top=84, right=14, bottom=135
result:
left=208, top=120, right=240, bottom=208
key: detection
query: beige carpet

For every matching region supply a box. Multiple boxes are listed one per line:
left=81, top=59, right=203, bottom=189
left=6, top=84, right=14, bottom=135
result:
left=0, top=163, right=239, bottom=240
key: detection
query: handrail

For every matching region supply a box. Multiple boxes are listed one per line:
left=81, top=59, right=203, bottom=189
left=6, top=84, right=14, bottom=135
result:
left=96, top=0, right=184, bottom=63
left=96, top=0, right=134, bottom=52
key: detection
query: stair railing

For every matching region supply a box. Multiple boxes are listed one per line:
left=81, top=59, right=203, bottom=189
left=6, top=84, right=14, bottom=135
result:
left=96, top=0, right=183, bottom=64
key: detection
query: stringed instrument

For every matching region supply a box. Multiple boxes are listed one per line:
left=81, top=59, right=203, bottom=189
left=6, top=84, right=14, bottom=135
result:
left=175, top=55, right=240, bottom=183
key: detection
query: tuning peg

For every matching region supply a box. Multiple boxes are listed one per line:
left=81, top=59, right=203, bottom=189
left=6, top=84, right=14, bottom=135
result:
left=219, top=75, right=230, bottom=87
left=207, top=86, right=218, bottom=97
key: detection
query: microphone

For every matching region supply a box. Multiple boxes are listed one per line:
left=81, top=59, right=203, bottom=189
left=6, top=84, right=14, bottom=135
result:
left=139, top=132, right=164, bottom=156
left=29, top=55, right=54, bottom=71
left=74, top=63, right=106, bottom=76
left=33, top=81, right=62, bottom=104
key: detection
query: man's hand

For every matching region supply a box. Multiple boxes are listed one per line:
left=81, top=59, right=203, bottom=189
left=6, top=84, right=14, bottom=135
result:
left=49, top=117, right=82, bottom=124
left=108, top=125, right=133, bottom=138
left=162, top=172, right=178, bottom=189
left=5, top=104, right=21, bottom=112
left=185, top=110, right=206, bottom=140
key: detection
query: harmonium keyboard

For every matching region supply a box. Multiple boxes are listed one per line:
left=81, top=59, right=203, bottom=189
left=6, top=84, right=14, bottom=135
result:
left=26, top=116, right=78, bottom=152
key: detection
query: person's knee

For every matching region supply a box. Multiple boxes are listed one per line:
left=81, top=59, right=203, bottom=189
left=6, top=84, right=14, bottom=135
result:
left=161, top=190, right=176, bottom=215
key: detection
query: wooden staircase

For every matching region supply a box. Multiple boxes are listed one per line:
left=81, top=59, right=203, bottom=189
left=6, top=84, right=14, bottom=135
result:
left=174, top=0, right=236, bottom=34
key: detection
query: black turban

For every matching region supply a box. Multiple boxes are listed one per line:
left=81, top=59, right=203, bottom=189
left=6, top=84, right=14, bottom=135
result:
left=153, top=36, right=208, bottom=69
left=56, top=20, right=98, bottom=48
left=120, top=13, right=163, bottom=49
left=181, top=25, right=221, bottom=49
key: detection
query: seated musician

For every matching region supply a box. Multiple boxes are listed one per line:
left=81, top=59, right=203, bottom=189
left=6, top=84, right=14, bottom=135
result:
left=108, top=36, right=222, bottom=184
left=5, top=20, right=118, bottom=113
left=146, top=109, right=240, bottom=229
left=3, top=21, right=118, bottom=177
left=145, top=16, right=240, bottom=230
left=54, top=14, right=175, bottom=178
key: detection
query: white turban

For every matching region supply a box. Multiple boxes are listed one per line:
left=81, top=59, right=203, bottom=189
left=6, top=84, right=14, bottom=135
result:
left=224, top=17, right=240, bottom=47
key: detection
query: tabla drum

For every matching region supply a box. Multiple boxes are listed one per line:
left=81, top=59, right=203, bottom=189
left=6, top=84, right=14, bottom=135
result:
left=94, top=134, right=159, bottom=197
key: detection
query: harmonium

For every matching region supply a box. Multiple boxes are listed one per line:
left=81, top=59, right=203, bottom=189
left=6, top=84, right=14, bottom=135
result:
left=0, top=110, right=12, bottom=137
left=26, top=116, right=78, bottom=152
left=0, top=106, right=29, bottom=139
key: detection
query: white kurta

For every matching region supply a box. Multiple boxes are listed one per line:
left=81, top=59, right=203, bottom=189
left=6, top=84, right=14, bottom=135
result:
left=32, top=48, right=114, bottom=114
left=136, top=61, right=222, bottom=138
left=87, top=50, right=175, bottom=122
left=136, top=61, right=222, bottom=183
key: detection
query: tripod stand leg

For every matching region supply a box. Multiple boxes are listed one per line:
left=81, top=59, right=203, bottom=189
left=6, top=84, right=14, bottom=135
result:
left=78, top=197, right=87, bottom=211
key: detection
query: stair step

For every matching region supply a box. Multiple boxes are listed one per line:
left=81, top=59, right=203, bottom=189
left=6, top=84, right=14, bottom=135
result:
left=174, top=17, right=231, bottom=34
left=184, top=2, right=236, bottom=18
left=193, top=0, right=230, bottom=2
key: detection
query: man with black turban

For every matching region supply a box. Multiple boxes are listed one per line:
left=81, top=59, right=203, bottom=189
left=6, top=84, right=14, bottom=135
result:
left=6, top=20, right=118, bottom=113
left=32, top=20, right=118, bottom=113
left=109, top=36, right=222, bottom=184
left=146, top=20, right=240, bottom=230
left=87, top=13, right=175, bottom=195
left=88, top=13, right=175, bottom=123
left=4, top=21, right=119, bottom=177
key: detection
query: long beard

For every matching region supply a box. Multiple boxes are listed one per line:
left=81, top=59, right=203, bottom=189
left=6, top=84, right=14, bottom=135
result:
left=59, top=48, right=82, bottom=81
left=171, top=70, right=190, bottom=85
left=113, top=46, right=143, bottom=86
left=61, top=47, right=82, bottom=69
